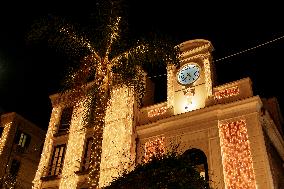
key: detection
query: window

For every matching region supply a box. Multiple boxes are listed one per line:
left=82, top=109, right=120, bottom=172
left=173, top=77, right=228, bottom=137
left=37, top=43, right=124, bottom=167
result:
left=48, top=144, right=66, bottom=176
left=0, top=126, right=3, bottom=138
left=182, top=148, right=209, bottom=181
left=14, top=131, right=31, bottom=149
left=81, top=137, right=93, bottom=172
left=58, top=107, right=73, bottom=133
left=10, top=159, right=21, bottom=177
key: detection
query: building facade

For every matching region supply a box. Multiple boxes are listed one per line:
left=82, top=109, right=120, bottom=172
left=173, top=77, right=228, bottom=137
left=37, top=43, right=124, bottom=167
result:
left=34, top=39, right=284, bottom=189
left=0, top=112, right=46, bottom=188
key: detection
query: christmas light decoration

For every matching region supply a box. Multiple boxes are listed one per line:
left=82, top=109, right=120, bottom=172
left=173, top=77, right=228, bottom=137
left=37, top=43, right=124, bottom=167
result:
left=144, top=137, right=165, bottom=163
left=0, top=122, right=12, bottom=155
left=99, top=87, right=135, bottom=187
left=32, top=5, right=180, bottom=187
left=167, top=64, right=175, bottom=108
left=218, top=119, right=256, bottom=189
left=57, top=16, right=149, bottom=189
left=148, top=106, right=167, bottom=117
left=214, top=86, right=239, bottom=100
left=203, top=57, right=212, bottom=96
left=33, top=107, right=60, bottom=188
left=214, top=35, right=284, bottom=62
left=59, top=101, right=86, bottom=189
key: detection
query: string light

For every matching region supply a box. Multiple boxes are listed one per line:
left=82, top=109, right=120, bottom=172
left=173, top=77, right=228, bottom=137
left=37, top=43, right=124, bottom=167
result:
left=166, top=64, right=175, bottom=108
left=149, top=34, right=284, bottom=79
left=148, top=106, right=167, bottom=117
left=144, top=137, right=165, bottom=163
left=203, top=56, right=213, bottom=96
left=214, top=86, right=239, bottom=100
left=59, top=100, right=86, bottom=189
left=33, top=107, right=60, bottom=189
left=214, top=35, right=284, bottom=63
left=0, top=122, right=12, bottom=155
left=218, top=119, right=256, bottom=189
left=33, top=13, right=151, bottom=188
left=98, top=87, right=135, bottom=188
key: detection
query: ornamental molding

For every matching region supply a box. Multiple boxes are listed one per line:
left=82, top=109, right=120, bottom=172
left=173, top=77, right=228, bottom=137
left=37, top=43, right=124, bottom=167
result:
left=178, top=39, right=213, bottom=59
left=180, top=53, right=211, bottom=63
left=137, top=96, right=262, bottom=137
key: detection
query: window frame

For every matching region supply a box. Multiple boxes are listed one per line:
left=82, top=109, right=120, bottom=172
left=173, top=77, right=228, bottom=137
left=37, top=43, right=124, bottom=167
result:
left=48, top=144, right=66, bottom=176
left=81, top=137, right=93, bottom=172
left=57, top=107, right=74, bottom=134
left=14, top=131, right=31, bottom=149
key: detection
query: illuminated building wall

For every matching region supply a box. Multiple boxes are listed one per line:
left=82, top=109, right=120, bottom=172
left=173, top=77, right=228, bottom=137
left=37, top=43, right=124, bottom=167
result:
left=0, top=122, right=12, bottom=155
left=35, top=39, right=284, bottom=189
left=99, top=87, right=136, bottom=187
left=59, top=101, right=86, bottom=189
left=135, top=35, right=282, bottom=188
left=0, top=112, right=45, bottom=189
left=33, top=87, right=136, bottom=189
left=218, top=119, right=256, bottom=189
left=33, top=107, right=61, bottom=188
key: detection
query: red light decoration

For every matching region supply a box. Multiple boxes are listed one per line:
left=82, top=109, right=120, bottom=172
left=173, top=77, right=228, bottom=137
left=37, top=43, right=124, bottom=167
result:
left=218, top=119, right=256, bottom=189
left=214, top=86, right=239, bottom=100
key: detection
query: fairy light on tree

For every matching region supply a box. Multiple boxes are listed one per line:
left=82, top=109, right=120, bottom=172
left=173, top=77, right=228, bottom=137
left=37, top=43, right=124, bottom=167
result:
left=29, top=1, right=180, bottom=188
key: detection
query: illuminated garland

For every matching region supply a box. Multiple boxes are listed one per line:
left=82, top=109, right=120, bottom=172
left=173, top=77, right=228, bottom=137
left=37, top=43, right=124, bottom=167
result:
left=59, top=101, right=86, bottom=189
left=214, top=86, right=239, bottom=100
left=144, top=137, right=165, bottom=163
left=0, top=122, right=12, bottom=155
left=148, top=106, right=167, bottom=118
left=166, top=64, right=175, bottom=108
left=218, top=119, right=256, bottom=189
left=214, top=35, right=284, bottom=63
left=203, top=57, right=212, bottom=96
left=57, top=16, right=148, bottom=189
left=99, top=87, right=135, bottom=187
left=34, top=6, right=179, bottom=187
left=33, top=107, right=60, bottom=189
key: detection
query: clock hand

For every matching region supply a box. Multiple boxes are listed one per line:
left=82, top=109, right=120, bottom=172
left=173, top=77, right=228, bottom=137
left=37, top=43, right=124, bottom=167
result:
left=186, top=73, right=191, bottom=81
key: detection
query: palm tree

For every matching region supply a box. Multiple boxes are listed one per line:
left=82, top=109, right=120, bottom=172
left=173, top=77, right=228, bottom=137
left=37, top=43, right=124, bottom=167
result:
left=28, top=1, right=180, bottom=188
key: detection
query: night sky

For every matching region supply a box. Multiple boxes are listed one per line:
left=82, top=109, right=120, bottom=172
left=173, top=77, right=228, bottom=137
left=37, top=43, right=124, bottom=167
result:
left=0, top=1, right=283, bottom=130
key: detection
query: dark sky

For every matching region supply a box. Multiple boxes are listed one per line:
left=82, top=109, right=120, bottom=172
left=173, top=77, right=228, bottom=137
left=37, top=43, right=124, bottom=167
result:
left=0, top=1, right=283, bottom=130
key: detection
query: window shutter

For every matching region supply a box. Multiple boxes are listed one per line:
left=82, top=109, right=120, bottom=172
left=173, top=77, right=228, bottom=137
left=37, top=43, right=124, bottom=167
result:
left=25, top=134, right=31, bottom=148
left=14, top=130, right=21, bottom=144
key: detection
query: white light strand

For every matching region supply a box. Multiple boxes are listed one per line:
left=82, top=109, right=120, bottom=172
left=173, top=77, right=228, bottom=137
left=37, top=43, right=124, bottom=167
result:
left=0, top=122, right=12, bottom=155
left=33, top=107, right=60, bottom=189
left=214, top=35, right=284, bottom=62
left=99, top=87, right=135, bottom=188
left=148, top=34, right=284, bottom=78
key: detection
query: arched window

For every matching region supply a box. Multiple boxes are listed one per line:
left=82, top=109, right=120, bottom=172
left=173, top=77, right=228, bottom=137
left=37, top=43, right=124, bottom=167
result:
left=182, top=148, right=209, bottom=181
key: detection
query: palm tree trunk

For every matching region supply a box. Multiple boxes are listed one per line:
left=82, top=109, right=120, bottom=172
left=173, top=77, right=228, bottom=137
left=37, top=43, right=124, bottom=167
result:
left=88, top=73, right=111, bottom=189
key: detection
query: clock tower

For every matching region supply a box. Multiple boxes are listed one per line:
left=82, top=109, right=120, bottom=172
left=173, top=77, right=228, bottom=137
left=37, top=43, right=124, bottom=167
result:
left=167, top=39, right=214, bottom=114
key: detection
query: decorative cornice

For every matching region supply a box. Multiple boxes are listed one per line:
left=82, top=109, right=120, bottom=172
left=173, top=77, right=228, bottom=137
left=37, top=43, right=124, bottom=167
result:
left=180, top=53, right=211, bottom=63
left=177, top=39, right=213, bottom=59
left=137, top=96, right=262, bottom=137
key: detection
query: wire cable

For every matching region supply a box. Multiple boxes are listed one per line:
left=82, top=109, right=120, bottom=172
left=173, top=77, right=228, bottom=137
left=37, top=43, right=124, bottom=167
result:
left=148, top=34, right=284, bottom=79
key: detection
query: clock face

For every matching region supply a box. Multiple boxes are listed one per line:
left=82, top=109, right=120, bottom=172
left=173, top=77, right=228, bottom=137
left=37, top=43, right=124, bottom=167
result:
left=177, top=63, right=201, bottom=85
